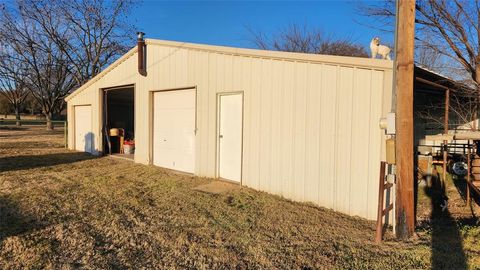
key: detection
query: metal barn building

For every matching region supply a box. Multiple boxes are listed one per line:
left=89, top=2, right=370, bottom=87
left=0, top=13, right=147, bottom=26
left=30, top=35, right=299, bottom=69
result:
left=65, top=38, right=394, bottom=220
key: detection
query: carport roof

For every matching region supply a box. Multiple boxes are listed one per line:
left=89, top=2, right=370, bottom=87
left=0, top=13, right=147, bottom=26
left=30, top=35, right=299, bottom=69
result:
left=414, top=65, right=467, bottom=93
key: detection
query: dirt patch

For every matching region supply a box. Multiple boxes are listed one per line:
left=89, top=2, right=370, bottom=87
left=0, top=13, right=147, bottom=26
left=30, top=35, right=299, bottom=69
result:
left=0, top=127, right=477, bottom=269
left=193, top=181, right=241, bottom=195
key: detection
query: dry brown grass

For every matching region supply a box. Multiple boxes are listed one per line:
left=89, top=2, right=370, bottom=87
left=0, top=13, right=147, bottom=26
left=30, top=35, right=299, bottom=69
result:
left=415, top=167, right=480, bottom=270
left=0, top=127, right=477, bottom=269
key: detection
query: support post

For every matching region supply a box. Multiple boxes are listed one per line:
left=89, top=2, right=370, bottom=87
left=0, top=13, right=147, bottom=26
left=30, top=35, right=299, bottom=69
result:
left=376, top=162, right=387, bottom=243
left=395, top=0, right=416, bottom=240
left=443, top=89, right=450, bottom=184
left=467, top=140, right=471, bottom=206
left=64, top=121, right=67, bottom=148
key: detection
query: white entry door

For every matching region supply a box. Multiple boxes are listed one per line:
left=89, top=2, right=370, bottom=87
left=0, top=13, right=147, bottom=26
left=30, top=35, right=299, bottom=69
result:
left=153, top=89, right=196, bottom=173
left=74, top=105, right=93, bottom=153
left=218, top=93, right=243, bottom=182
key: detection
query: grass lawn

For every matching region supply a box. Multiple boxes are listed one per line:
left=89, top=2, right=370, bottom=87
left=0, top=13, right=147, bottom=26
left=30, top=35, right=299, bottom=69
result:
left=0, top=127, right=478, bottom=269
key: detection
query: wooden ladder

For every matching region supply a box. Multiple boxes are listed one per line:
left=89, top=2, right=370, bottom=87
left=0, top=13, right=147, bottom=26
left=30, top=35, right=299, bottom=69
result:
left=376, top=161, right=394, bottom=243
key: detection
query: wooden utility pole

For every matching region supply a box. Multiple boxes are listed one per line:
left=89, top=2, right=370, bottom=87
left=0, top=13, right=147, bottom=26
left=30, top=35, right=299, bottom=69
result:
left=395, top=0, right=416, bottom=240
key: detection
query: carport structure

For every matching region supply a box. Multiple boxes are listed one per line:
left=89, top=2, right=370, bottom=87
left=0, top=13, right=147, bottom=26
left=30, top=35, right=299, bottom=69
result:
left=416, top=66, right=480, bottom=209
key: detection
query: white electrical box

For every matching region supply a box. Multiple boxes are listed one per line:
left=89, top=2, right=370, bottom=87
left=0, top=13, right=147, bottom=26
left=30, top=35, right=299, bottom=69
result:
left=379, top=112, right=396, bottom=135
left=386, top=112, right=395, bottom=135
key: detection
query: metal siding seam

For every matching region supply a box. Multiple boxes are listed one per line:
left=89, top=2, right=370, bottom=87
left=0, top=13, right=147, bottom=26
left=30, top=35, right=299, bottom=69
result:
left=304, top=63, right=310, bottom=202
left=291, top=61, right=297, bottom=200
left=257, top=59, right=263, bottom=189
left=284, top=60, right=290, bottom=197
left=205, top=52, right=212, bottom=176
left=272, top=60, right=282, bottom=194
left=209, top=54, right=218, bottom=176
left=257, top=59, right=263, bottom=190
left=266, top=59, right=274, bottom=192
left=203, top=52, right=209, bottom=176
left=246, top=57, right=253, bottom=186
left=269, top=61, right=276, bottom=194
left=279, top=60, right=286, bottom=196
left=334, top=66, right=344, bottom=212
left=302, top=63, right=308, bottom=201
left=314, top=64, right=323, bottom=204
left=267, top=60, right=273, bottom=192
left=333, top=65, right=340, bottom=211
left=348, top=68, right=357, bottom=216
left=317, top=64, right=325, bottom=206
left=249, top=57, right=257, bottom=188
left=365, top=70, right=373, bottom=218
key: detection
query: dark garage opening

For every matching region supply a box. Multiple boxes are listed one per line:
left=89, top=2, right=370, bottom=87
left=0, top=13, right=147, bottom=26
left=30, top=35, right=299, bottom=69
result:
left=103, top=87, right=135, bottom=160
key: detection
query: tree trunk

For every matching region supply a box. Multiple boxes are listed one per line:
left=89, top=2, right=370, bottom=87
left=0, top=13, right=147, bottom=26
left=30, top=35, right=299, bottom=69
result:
left=45, top=112, right=54, bottom=130
left=15, top=108, right=21, bottom=126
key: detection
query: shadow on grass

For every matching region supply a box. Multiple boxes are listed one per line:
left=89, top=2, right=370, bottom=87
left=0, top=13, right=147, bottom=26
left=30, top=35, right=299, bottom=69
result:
left=424, top=175, right=468, bottom=270
left=452, top=176, right=480, bottom=215
left=0, top=196, right=47, bottom=242
left=0, top=152, right=97, bottom=172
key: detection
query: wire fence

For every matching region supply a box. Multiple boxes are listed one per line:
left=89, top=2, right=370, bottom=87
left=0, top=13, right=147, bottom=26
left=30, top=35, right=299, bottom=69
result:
left=0, top=119, right=68, bottom=148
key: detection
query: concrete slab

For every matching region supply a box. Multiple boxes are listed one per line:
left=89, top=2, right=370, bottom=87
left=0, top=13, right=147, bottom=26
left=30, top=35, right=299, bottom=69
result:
left=109, top=153, right=134, bottom=162
left=193, top=181, right=240, bottom=195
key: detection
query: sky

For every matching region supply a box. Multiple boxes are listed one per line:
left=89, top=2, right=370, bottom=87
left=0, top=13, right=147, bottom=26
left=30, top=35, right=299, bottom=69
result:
left=131, top=0, right=394, bottom=50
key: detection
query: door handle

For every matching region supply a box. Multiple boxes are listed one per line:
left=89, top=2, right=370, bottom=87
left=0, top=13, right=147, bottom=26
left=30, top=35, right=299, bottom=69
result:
left=219, top=135, right=223, bottom=138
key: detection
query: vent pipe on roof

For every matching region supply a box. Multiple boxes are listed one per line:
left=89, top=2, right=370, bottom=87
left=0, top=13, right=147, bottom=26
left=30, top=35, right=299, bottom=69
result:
left=137, top=32, right=147, bottom=76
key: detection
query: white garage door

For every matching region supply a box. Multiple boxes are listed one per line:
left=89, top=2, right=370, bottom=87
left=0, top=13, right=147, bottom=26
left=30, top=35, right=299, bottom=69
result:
left=74, top=105, right=93, bottom=153
left=153, top=89, right=196, bottom=173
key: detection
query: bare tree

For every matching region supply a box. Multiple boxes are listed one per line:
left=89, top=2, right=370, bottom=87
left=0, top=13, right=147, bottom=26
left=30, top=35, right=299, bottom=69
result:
left=26, top=0, right=134, bottom=85
left=0, top=48, right=29, bottom=125
left=359, top=0, right=480, bottom=130
left=416, top=42, right=442, bottom=70
left=249, top=24, right=368, bottom=57
left=24, top=93, right=42, bottom=115
left=0, top=0, right=134, bottom=129
left=0, top=95, right=12, bottom=118
left=0, top=3, right=76, bottom=129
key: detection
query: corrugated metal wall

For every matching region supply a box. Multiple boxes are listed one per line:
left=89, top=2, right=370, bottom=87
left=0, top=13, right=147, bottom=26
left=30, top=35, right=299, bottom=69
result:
left=67, top=40, right=393, bottom=220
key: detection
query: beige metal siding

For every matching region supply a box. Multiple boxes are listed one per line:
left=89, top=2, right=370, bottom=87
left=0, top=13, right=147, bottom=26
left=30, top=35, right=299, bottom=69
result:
left=66, top=40, right=393, bottom=220
left=67, top=49, right=139, bottom=157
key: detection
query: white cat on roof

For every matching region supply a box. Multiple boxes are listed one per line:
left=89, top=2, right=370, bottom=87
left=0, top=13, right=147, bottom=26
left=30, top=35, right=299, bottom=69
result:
left=370, top=37, right=391, bottom=60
